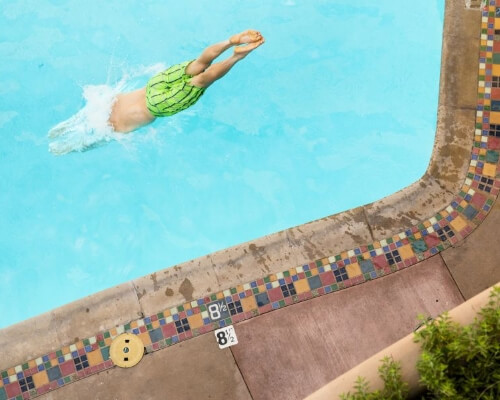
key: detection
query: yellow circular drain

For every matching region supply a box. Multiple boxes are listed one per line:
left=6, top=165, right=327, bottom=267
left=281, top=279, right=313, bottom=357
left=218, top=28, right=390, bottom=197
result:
left=110, top=333, right=145, bottom=368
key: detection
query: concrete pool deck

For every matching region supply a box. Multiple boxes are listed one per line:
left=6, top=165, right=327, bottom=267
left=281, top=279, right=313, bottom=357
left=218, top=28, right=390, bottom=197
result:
left=1, top=1, right=500, bottom=399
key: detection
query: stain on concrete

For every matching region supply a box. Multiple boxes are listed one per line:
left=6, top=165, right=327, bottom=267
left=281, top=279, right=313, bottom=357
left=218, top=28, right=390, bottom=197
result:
left=86, top=308, right=90, bottom=313
left=395, top=210, right=420, bottom=227
left=137, top=288, right=146, bottom=301
left=248, top=243, right=260, bottom=252
left=165, top=288, right=174, bottom=297
left=227, top=259, right=242, bottom=270
left=344, top=231, right=365, bottom=244
left=428, top=105, right=475, bottom=190
left=150, top=273, right=160, bottom=292
left=179, top=278, right=194, bottom=302
left=302, top=243, right=316, bottom=262
left=349, top=207, right=366, bottom=224
left=248, top=243, right=271, bottom=272
left=366, top=213, right=397, bottom=231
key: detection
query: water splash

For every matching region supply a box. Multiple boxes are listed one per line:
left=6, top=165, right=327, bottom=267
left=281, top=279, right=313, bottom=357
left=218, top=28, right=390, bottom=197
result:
left=48, top=63, right=165, bottom=155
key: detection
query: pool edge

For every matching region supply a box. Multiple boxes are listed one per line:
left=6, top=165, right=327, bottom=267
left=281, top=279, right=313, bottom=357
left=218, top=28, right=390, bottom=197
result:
left=0, top=0, right=487, bottom=381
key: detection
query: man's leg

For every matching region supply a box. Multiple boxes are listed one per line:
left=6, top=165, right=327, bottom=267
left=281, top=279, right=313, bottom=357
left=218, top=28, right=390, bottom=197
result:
left=185, top=30, right=262, bottom=76
left=189, top=38, right=264, bottom=88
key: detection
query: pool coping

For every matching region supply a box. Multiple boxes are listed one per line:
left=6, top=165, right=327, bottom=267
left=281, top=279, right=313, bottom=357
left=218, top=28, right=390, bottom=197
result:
left=1, top=1, right=497, bottom=398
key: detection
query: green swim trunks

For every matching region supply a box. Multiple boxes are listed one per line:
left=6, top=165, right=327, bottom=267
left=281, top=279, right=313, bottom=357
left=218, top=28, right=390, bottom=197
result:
left=146, top=60, right=206, bottom=117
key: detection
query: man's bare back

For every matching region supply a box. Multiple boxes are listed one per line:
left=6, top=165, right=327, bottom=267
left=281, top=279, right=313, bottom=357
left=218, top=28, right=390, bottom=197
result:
left=108, top=88, right=156, bottom=133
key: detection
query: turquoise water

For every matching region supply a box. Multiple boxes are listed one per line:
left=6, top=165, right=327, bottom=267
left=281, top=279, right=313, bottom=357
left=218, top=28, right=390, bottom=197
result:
left=0, top=0, right=445, bottom=328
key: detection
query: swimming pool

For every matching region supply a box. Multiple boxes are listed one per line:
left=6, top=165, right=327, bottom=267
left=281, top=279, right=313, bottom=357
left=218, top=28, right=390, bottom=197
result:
left=0, top=0, right=445, bottom=328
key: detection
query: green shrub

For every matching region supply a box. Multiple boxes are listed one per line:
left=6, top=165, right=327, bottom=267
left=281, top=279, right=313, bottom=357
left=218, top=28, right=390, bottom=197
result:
left=414, top=285, right=500, bottom=399
left=339, top=286, right=499, bottom=399
left=339, top=356, right=408, bottom=400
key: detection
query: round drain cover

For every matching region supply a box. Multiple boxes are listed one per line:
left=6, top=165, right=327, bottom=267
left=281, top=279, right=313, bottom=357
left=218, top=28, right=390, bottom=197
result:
left=110, top=333, right=145, bottom=368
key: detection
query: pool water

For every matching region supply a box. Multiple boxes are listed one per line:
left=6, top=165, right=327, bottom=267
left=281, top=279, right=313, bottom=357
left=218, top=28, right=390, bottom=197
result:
left=0, top=0, right=445, bottom=328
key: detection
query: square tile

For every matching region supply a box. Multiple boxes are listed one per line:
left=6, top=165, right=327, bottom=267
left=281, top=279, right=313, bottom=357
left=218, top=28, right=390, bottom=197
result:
left=423, top=234, right=441, bottom=248
left=359, top=260, right=375, bottom=274
left=397, top=244, right=415, bottom=259
left=485, top=150, right=499, bottom=162
left=206, top=300, right=230, bottom=321
left=293, top=279, right=310, bottom=294
left=346, top=263, right=362, bottom=278
left=149, top=328, right=164, bottom=343
left=450, top=215, right=467, bottom=232
left=138, top=332, right=152, bottom=346
left=240, top=296, right=257, bottom=312
left=268, top=287, right=283, bottom=302
left=255, top=293, right=270, bottom=307
left=371, top=254, right=389, bottom=269
left=4, top=382, right=20, bottom=398
left=463, top=205, right=479, bottom=219
left=319, top=271, right=336, bottom=286
left=86, top=350, right=104, bottom=366
left=161, top=323, right=177, bottom=339
left=307, top=275, right=322, bottom=290
left=483, top=162, right=497, bottom=176
left=59, top=361, right=76, bottom=377
left=411, top=240, right=427, bottom=253
left=187, top=313, right=204, bottom=329
left=471, top=192, right=487, bottom=208
left=46, top=366, right=62, bottom=382
left=32, top=371, right=49, bottom=387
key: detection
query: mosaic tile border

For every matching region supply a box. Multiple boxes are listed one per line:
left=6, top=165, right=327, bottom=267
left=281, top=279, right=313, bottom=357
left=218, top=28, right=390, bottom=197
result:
left=2, top=4, right=500, bottom=400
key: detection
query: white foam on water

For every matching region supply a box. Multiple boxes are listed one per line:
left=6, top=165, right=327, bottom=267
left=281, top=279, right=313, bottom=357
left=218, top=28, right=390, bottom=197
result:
left=48, top=63, right=166, bottom=155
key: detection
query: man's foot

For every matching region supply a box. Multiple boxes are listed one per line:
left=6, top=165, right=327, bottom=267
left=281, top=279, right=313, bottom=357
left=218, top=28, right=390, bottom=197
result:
left=234, top=38, right=265, bottom=56
left=230, top=30, right=262, bottom=45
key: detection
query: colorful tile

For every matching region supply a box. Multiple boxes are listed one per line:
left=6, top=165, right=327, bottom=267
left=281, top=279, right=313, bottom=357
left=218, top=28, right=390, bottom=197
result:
left=398, top=244, right=415, bottom=259
left=293, top=279, right=310, bottom=294
left=31, top=371, right=48, bottom=388
left=4, top=3, right=500, bottom=399
left=450, top=215, right=468, bottom=232
left=187, top=313, right=204, bottom=329
left=345, top=263, right=362, bottom=278
left=86, top=350, right=103, bottom=366
left=483, top=162, right=497, bottom=176
left=240, top=295, right=257, bottom=311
